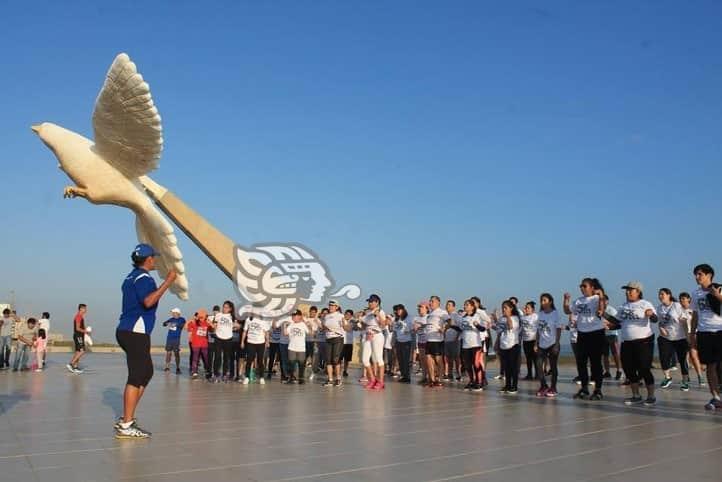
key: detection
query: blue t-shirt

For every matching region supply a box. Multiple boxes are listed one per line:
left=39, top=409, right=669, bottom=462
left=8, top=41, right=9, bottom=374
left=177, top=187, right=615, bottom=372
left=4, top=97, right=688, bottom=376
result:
left=164, top=317, right=186, bottom=342
left=117, top=268, right=158, bottom=334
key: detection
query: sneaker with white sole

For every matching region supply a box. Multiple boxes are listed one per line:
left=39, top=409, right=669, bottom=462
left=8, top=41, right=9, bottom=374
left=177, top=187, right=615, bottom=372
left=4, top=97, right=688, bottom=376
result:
left=660, top=378, right=672, bottom=389
left=115, top=421, right=151, bottom=439
left=242, top=377, right=250, bottom=385
left=66, top=363, right=75, bottom=373
left=259, top=378, right=265, bottom=385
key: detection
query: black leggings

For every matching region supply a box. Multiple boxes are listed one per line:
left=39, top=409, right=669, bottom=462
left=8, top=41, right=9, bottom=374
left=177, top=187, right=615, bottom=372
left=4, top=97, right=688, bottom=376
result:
left=576, top=329, right=605, bottom=391
left=267, top=343, right=280, bottom=374
left=499, top=344, right=520, bottom=391
left=396, top=341, right=412, bottom=379
left=116, top=330, right=153, bottom=388
left=522, top=340, right=537, bottom=378
left=462, top=347, right=482, bottom=384
left=535, top=344, right=560, bottom=390
left=621, top=336, right=655, bottom=386
left=214, top=338, right=235, bottom=377
left=245, top=343, right=266, bottom=378
left=658, top=337, right=689, bottom=375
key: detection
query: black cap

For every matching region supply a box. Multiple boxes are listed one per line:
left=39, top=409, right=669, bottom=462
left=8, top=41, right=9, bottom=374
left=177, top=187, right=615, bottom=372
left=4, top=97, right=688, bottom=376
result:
left=366, top=294, right=381, bottom=303
left=291, top=309, right=303, bottom=317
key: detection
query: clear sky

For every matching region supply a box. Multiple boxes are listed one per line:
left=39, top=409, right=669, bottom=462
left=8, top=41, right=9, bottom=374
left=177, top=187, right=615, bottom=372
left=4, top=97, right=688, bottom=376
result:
left=1, top=1, right=720, bottom=342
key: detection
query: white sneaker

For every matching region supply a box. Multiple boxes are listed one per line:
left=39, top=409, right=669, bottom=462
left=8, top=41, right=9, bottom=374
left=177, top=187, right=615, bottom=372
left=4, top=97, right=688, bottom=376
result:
left=259, top=378, right=265, bottom=385
left=242, top=377, right=250, bottom=385
left=34, top=368, right=42, bottom=373
left=66, top=364, right=75, bottom=373
left=309, top=373, right=315, bottom=381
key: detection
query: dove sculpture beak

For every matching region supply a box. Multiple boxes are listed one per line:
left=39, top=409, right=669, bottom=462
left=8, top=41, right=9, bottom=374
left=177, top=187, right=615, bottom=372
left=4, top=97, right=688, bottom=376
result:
left=31, top=124, right=42, bottom=134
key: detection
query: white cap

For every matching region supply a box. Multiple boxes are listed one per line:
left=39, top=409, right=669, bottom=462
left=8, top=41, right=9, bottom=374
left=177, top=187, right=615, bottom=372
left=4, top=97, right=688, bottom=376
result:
left=171, top=308, right=181, bottom=314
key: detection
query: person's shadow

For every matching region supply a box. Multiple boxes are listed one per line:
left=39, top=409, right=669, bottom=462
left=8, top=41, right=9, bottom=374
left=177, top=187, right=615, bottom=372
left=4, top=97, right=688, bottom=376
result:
left=0, top=392, right=31, bottom=416
left=101, top=387, right=123, bottom=418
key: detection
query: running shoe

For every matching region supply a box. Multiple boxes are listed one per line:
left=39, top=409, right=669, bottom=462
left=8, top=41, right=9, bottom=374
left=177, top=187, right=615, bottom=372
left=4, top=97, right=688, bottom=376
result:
left=259, top=378, right=266, bottom=385
left=343, top=371, right=349, bottom=378
left=624, top=396, right=643, bottom=405
left=442, top=375, right=451, bottom=381
left=366, top=379, right=378, bottom=390
left=660, top=378, right=672, bottom=389
left=472, top=383, right=484, bottom=392
left=493, top=374, right=504, bottom=380
left=163, top=366, right=170, bottom=372
left=643, top=397, right=656, bottom=406
left=65, top=363, right=75, bottom=374
left=498, top=388, right=508, bottom=394
left=115, top=422, right=151, bottom=439
left=573, top=389, right=590, bottom=400
left=573, top=376, right=581, bottom=385
left=322, top=380, right=334, bottom=387
left=615, top=371, right=622, bottom=380
left=34, top=368, right=42, bottom=373
left=114, top=417, right=137, bottom=430
left=603, top=372, right=612, bottom=379
left=72, top=366, right=84, bottom=374
left=242, top=377, right=250, bottom=385
left=506, top=388, right=518, bottom=394
left=699, top=376, right=708, bottom=388
left=433, top=381, right=444, bottom=388
left=670, top=366, right=678, bottom=371
left=589, top=391, right=603, bottom=401
left=176, top=368, right=182, bottom=375
left=191, top=373, right=199, bottom=379
left=680, top=381, right=690, bottom=392
left=463, top=383, right=473, bottom=391
left=309, top=373, right=315, bottom=381
left=545, top=389, right=558, bottom=398
left=704, top=399, right=722, bottom=410
left=536, top=387, right=548, bottom=397
left=455, top=376, right=462, bottom=382
left=333, top=379, right=342, bottom=387
left=372, top=382, right=385, bottom=390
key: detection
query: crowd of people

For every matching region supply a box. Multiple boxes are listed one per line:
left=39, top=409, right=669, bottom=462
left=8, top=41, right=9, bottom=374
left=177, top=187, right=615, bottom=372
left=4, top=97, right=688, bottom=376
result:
left=148, top=263, right=722, bottom=410
left=4, top=255, right=722, bottom=440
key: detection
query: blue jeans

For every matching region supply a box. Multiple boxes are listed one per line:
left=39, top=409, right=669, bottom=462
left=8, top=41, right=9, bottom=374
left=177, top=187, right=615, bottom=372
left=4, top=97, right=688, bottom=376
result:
left=279, top=343, right=289, bottom=379
left=12, top=343, right=30, bottom=370
left=0, top=335, right=10, bottom=368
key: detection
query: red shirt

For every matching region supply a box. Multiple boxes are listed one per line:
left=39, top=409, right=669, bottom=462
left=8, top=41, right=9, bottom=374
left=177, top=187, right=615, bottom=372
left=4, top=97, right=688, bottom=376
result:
left=188, top=319, right=210, bottom=348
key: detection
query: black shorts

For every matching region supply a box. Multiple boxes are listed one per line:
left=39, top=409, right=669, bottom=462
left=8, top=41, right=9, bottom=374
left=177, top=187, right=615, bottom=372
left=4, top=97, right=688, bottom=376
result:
left=697, top=331, right=722, bottom=365
left=426, top=341, right=444, bottom=357
left=325, top=337, right=344, bottom=365
left=73, top=333, right=85, bottom=352
left=116, top=329, right=153, bottom=388
left=165, top=339, right=181, bottom=352
left=341, top=344, right=354, bottom=362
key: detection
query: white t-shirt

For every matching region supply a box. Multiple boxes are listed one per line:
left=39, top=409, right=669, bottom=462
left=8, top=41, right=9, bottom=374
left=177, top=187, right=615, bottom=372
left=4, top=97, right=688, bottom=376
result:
left=243, top=318, right=270, bottom=344
left=362, top=309, right=386, bottom=334
left=569, top=295, right=604, bottom=333
left=498, top=316, right=520, bottom=350
left=679, top=307, right=694, bottom=335
left=394, top=316, right=413, bottom=343
left=605, top=306, right=619, bottom=336
left=520, top=313, right=539, bottom=342
left=657, top=302, right=686, bottom=341
left=323, top=312, right=346, bottom=340
left=537, top=310, right=561, bottom=349
left=617, top=300, right=656, bottom=342
left=38, top=318, right=50, bottom=336
left=444, top=312, right=462, bottom=342
left=275, top=317, right=290, bottom=344
left=568, top=314, right=578, bottom=343
left=307, top=317, right=321, bottom=341
left=287, top=321, right=309, bottom=352
left=477, top=309, right=491, bottom=340
left=383, top=327, right=393, bottom=349
left=425, top=308, right=449, bottom=342
left=460, top=312, right=483, bottom=348
left=0, top=317, right=13, bottom=337
left=414, top=315, right=427, bottom=344
left=214, top=313, right=234, bottom=340
left=692, top=287, right=722, bottom=333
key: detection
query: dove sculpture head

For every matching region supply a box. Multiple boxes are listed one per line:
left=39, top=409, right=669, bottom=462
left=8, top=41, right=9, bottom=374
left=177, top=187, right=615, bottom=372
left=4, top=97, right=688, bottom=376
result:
left=31, top=53, right=189, bottom=300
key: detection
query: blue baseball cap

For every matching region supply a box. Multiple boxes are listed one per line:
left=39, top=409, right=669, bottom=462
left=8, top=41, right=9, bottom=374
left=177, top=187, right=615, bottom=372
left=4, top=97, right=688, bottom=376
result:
left=132, top=243, right=158, bottom=258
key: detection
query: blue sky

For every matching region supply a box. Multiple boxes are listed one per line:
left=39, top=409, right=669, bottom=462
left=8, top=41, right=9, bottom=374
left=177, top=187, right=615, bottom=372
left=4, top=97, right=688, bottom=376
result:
left=1, top=1, right=720, bottom=342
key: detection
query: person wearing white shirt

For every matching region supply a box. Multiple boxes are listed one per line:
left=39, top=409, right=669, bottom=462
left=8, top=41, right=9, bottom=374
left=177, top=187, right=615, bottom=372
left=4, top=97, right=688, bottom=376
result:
left=360, top=294, right=388, bottom=390
left=341, top=309, right=356, bottom=378
left=679, top=292, right=705, bottom=387
left=321, top=301, right=348, bottom=387
left=392, top=304, right=414, bottom=383
left=471, top=297, right=491, bottom=387
left=495, top=300, right=521, bottom=394
left=283, top=310, right=312, bottom=384
left=425, top=295, right=450, bottom=387
left=534, top=294, right=562, bottom=398
left=460, top=299, right=485, bottom=392
left=604, top=281, right=658, bottom=406
left=413, top=302, right=430, bottom=384
left=241, top=313, right=270, bottom=385
left=563, top=277, right=607, bottom=401
left=689, top=263, right=722, bottom=410
left=211, top=301, right=236, bottom=382
left=656, top=288, right=690, bottom=391
left=442, top=300, right=463, bottom=382
left=520, top=302, right=539, bottom=381
left=602, top=295, right=623, bottom=382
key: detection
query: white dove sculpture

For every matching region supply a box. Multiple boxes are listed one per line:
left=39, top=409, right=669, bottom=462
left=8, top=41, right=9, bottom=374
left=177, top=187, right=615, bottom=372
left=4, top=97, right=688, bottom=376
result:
left=32, top=53, right=188, bottom=300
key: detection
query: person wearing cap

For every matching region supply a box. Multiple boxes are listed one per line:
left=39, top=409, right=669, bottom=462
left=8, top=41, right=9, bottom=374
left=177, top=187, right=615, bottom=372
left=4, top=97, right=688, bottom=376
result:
left=114, top=243, right=177, bottom=439
left=360, top=294, right=388, bottom=390
left=603, top=281, right=658, bottom=406
left=284, top=309, right=313, bottom=384
left=321, top=300, right=348, bottom=387
left=162, top=308, right=186, bottom=374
